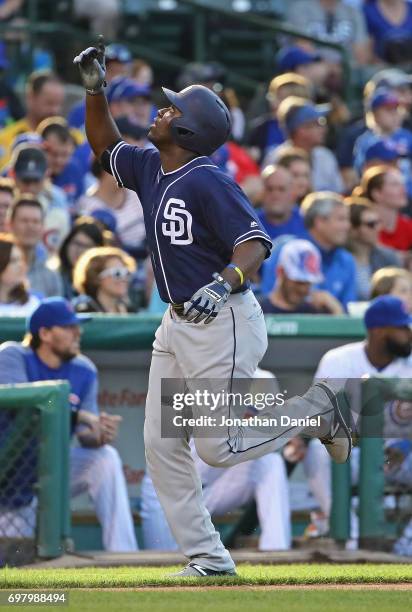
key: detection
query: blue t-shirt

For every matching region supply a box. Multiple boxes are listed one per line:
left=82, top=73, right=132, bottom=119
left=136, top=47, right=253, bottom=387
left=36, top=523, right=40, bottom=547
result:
left=0, top=343, right=98, bottom=509
left=106, top=142, right=272, bottom=304
left=53, top=157, right=86, bottom=210
left=364, top=0, right=412, bottom=60
left=260, top=236, right=357, bottom=308
left=257, top=206, right=309, bottom=241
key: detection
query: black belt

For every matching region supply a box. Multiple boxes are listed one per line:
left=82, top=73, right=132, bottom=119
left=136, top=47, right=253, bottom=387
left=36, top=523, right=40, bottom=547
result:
left=171, top=285, right=250, bottom=317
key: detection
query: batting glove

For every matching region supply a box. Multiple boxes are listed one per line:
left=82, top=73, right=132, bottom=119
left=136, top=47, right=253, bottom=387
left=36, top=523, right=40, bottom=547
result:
left=183, top=273, right=232, bottom=324
left=73, top=35, right=106, bottom=95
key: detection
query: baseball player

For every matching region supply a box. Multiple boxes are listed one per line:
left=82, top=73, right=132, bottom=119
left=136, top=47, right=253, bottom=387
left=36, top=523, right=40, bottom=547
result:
left=74, top=38, right=354, bottom=576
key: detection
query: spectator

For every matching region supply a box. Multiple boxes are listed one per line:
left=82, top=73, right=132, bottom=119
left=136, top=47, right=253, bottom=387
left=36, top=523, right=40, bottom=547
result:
left=369, top=69, right=412, bottom=128
left=72, top=246, right=136, bottom=314
left=10, top=146, right=70, bottom=251
left=247, top=73, right=312, bottom=164
left=7, top=195, right=63, bottom=298
left=354, top=89, right=412, bottom=194
left=267, top=97, right=344, bottom=193
left=76, top=157, right=146, bottom=258
left=106, top=77, right=152, bottom=126
left=0, top=177, right=15, bottom=232
left=260, top=192, right=357, bottom=306
left=361, top=165, right=412, bottom=252
left=37, top=117, right=85, bottom=209
left=370, top=267, right=412, bottom=313
left=0, top=232, right=40, bottom=315
left=0, top=71, right=65, bottom=169
left=345, top=195, right=401, bottom=300
left=0, top=297, right=138, bottom=551
left=274, top=146, right=313, bottom=203
left=287, top=0, right=371, bottom=65
left=337, top=69, right=412, bottom=191
left=257, top=165, right=308, bottom=240
left=363, top=0, right=412, bottom=64
left=362, top=139, right=402, bottom=171
left=300, top=192, right=357, bottom=306
left=260, top=238, right=343, bottom=314
left=57, top=218, right=105, bottom=300
left=314, top=295, right=412, bottom=550
left=275, top=45, right=328, bottom=88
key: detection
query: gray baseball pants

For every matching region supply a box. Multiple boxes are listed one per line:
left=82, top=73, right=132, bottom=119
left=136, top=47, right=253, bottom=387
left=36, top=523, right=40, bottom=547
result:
left=143, top=290, right=332, bottom=571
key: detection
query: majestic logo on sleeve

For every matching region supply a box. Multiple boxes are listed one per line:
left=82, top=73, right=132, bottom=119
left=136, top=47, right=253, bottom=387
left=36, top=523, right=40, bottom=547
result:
left=162, top=198, right=193, bottom=245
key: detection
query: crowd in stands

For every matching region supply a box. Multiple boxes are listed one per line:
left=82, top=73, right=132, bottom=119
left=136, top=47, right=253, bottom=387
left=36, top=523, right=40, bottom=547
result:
left=2, top=0, right=412, bottom=559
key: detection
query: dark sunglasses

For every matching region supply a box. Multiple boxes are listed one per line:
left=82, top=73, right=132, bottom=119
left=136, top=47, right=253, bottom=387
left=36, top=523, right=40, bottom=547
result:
left=361, top=220, right=380, bottom=229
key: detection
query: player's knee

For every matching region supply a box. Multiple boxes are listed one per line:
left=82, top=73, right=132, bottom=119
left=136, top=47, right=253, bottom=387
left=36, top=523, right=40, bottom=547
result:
left=96, top=444, right=122, bottom=472
left=194, top=439, right=230, bottom=468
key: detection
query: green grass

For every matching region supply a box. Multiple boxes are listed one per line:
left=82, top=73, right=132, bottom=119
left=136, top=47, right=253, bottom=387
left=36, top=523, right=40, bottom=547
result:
left=1, top=564, right=412, bottom=589
left=1, top=590, right=412, bottom=612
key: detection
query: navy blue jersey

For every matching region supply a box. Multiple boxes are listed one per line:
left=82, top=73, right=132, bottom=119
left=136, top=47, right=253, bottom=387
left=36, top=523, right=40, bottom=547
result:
left=105, top=142, right=272, bottom=304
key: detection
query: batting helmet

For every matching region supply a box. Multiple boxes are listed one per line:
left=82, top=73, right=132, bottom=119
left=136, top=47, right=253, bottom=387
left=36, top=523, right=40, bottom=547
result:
left=162, top=85, right=231, bottom=156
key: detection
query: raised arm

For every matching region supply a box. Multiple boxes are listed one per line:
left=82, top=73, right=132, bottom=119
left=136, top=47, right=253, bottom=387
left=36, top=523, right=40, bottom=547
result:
left=73, top=36, right=121, bottom=158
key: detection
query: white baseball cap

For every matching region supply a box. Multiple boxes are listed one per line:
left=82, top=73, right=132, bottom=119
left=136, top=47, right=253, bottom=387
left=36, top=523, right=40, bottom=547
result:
left=277, top=239, right=324, bottom=283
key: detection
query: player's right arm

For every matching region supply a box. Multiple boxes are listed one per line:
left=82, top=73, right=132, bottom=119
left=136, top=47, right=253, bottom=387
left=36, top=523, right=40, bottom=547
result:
left=73, top=36, right=121, bottom=158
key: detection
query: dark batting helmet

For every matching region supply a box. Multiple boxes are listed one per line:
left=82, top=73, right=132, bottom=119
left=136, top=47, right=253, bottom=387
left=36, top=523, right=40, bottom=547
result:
left=161, top=85, right=231, bottom=156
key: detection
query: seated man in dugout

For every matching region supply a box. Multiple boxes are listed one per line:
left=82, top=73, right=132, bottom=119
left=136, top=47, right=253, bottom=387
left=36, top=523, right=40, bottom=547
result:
left=0, top=297, right=137, bottom=552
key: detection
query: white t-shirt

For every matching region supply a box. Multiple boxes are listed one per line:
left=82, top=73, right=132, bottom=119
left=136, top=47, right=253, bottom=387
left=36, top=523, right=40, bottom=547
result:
left=315, top=341, right=412, bottom=438
left=77, top=189, right=146, bottom=248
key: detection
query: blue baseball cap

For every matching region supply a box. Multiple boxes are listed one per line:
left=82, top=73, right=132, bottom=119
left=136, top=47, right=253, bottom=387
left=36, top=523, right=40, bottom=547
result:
left=364, top=296, right=412, bottom=329
left=368, top=88, right=399, bottom=111
left=107, top=77, right=151, bottom=103
left=285, top=103, right=327, bottom=134
left=27, top=298, right=91, bottom=334
left=364, top=139, right=401, bottom=163
left=90, top=208, right=117, bottom=234
left=277, top=46, right=321, bottom=72
left=277, top=239, right=324, bottom=283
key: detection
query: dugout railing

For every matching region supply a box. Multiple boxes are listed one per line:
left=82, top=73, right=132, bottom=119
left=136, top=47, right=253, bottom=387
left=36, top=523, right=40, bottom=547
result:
left=0, top=381, right=70, bottom=567
left=331, top=378, right=412, bottom=549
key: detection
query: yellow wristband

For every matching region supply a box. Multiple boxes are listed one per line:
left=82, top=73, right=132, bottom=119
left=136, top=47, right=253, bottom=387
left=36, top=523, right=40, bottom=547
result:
left=227, top=264, right=244, bottom=285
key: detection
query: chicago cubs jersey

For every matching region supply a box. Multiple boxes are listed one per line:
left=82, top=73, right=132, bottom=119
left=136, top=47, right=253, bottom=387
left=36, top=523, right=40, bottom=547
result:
left=103, top=143, right=272, bottom=304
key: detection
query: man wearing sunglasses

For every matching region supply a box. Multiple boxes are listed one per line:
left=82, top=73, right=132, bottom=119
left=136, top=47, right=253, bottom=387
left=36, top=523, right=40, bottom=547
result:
left=0, top=297, right=138, bottom=552
left=73, top=37, right=355, bottom=577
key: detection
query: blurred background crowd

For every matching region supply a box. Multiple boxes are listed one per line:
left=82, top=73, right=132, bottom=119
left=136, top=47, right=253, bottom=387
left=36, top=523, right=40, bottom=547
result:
left=1, top=1, right=412, bottom=318
left=3, top=0, right=412, bottom=558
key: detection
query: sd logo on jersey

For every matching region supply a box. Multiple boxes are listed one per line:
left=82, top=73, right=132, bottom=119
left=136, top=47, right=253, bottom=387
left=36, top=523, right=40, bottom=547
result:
left=162, top=198, right=193, bottom=245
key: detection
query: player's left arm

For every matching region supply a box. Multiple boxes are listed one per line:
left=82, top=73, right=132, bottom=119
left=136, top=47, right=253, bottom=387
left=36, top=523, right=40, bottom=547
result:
left=220, top=239, right=267, bottom=291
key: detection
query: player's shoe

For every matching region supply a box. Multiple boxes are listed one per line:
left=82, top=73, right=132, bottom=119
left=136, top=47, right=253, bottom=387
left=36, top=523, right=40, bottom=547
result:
left=169, top=563, right=237, bottom=577
left=315, top=381, right=355, bottom=464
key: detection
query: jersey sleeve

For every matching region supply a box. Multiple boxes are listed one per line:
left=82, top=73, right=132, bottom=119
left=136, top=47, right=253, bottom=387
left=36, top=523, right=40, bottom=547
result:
left=0, top=343, right=28, bottom=384
left=101, top=141, right=159, bottom=198
left=200, top=169, right=272, bottom=256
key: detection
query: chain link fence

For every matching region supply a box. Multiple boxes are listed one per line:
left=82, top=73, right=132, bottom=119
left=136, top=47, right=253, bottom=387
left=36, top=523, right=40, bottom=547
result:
left=0, top=407, right=40, bottom=566
left=0, top=382, right=70, bottom=568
